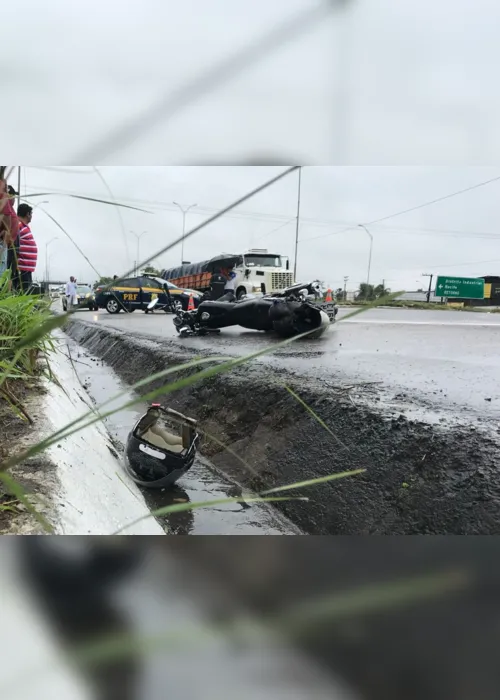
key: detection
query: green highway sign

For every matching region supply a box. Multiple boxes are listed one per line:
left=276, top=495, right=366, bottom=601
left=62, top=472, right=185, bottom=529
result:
left=435, top=276, right=485, bottom=299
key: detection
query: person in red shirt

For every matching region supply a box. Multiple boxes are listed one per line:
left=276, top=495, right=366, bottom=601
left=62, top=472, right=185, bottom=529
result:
left=0, top=177, right=20, bottom=287
left=15, top=204, right=38, bottom=292
left=0, top=178, right=19, bottom=245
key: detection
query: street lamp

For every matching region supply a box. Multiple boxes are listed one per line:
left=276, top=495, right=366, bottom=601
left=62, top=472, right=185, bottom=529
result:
left=45, top=237, right=59, bottom=283
left=173, top=202, right=197, bottom=264
left=130, top=231, right=147, bottom=275
left=358, top=224, right=373, bottom=299
left=343, top=275, right=349, bottom=301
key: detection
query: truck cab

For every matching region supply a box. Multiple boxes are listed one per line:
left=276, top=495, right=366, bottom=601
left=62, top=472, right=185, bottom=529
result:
left=232, top=249, right=294, bottom=299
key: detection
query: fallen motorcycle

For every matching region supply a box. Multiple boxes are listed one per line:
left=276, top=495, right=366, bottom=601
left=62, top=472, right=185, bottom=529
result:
left=172, top=281, right=338, bottom=339
left=124, top=404, right=200, bottom=489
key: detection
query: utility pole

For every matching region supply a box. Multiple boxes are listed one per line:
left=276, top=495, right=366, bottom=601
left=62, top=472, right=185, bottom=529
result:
left=422, top=273, right=434, bottom=303
left=173, top=202, right=197, bottom=264
left=358, top=224, right=373, bottom=300
left=45, top=237, right=59, bottom=283
left=130, top=231, right=147, bottom=275
left=343, top=275, right=349, bottom=301
left=293, top=167, right=302, bottom=282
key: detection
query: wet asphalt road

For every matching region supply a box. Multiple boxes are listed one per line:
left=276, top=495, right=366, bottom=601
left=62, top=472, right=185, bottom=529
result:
left=81, top=306, right=500, bottom=420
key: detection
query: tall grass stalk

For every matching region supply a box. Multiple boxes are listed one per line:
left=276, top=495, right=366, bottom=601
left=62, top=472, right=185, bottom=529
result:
left=0, top=567, right=470, bottom=695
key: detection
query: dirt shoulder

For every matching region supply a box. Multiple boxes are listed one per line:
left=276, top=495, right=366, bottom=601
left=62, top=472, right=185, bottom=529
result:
left=0, top=381, right=56, bottom=534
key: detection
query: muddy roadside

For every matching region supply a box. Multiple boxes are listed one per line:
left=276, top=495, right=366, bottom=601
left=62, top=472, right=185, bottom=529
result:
left=65, top=317, right=500, bottom=535
left=0, top=382, right=56, bottom=535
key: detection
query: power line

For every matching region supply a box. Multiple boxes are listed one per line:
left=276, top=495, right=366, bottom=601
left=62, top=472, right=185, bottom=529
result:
left=113, top=167, right=300, bottom=286
left=369, top=223, right=500, bottom=239
left=302, top=173, right=500, bottom=243
left=254, top=218, right=296, bottom=241
left=421, top=258, right=500, bottom=271
left=24, top=174, right=500, bottom=240
left=25, top=183, right=500, bottom=239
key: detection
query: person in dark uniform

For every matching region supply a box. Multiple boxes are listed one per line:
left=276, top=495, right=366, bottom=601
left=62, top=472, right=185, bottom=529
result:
left=209, top=268, right=227, bottom=300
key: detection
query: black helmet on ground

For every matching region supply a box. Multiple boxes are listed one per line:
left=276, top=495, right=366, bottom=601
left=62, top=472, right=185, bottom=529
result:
left=124, top=404, right=200, bottom=489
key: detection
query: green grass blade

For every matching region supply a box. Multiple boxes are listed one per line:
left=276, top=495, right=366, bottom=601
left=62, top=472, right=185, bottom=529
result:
left=0, top=355, right=230, bottom=472
left=276, top=569, right=471, bottom=633
left=338, top=291, right=405, bottom=322
left=284, top=385, right=351, bottom=452
left=1, top=326, right=324, bottom=474
left=0, top=568, right=470, bottom=694
left=13, top=313, right=69, bottom=351
left=117, top=496, right=308, bottom=533
left=260, top=469, right=366, bottom=495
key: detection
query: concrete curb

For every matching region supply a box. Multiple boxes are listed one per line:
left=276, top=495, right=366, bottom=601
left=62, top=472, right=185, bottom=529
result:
left=42, top=332, right=164, bottom=535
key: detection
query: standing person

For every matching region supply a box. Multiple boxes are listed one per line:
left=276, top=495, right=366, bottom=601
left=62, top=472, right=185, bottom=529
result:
left=65, top=276, right=78, bottom=309
left=16, top=204, right=38, bottom=292
left=0, top=199, right=8, bottom=275
left=0, top=229, right=6, bottom=276
left=0, top=178, right=19, bottom=284
left=209, top=268, right=227, bottom=300
left=222, top=265, right=237, bottom=302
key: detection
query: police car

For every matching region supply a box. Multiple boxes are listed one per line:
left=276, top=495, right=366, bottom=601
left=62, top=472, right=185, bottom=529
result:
left=95, top=275, right=202, bottom=314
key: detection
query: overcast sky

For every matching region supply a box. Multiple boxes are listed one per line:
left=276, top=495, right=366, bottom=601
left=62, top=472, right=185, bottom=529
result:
left=13, top=166, right=500, bottom=292
left=2, top=0, right=500, bottom=164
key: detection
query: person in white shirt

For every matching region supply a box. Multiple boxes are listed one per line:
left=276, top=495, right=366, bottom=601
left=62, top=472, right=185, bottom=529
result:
left=222, top=266, right=237, bottom=301
left=65, top=276, right=78, bottom=309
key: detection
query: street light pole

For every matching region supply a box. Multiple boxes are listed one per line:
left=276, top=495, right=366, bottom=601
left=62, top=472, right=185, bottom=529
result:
left=293, top=167, right=302, bottom=282
left=358, top=224, right=373, bottom=299
left=45, top=237, right=59, bottom=283
left=17, top=167, right=21, bottom=211
left=343, top=275, right=349, bottom=301
left=173, top=202, right=197, bottom=264
left=130, top=231, right=147, bottom=275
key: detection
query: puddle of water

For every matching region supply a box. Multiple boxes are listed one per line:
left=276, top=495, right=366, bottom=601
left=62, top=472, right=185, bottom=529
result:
left=65, top=338, right=300, bottom=536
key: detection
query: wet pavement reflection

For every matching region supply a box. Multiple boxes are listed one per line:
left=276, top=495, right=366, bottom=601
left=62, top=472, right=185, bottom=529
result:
left=66, top=337, right=299, bottom=536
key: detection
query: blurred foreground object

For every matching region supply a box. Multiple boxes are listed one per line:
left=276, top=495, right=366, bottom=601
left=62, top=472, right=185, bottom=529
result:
left=3, top=538, right=359, bottom=700
left=164, top=537, right=500, bottom=700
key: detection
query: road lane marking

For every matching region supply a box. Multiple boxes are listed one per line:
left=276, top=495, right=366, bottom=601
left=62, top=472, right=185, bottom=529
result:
left=340, top=319, right=500, bottom=327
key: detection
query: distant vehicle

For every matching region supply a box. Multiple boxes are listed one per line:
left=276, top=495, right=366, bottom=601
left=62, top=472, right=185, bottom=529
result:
left=162, top=249, right=295, bottom=301
left=62, top=285, right=98, bottom=311
left=94, top=275, right=202, bottom=314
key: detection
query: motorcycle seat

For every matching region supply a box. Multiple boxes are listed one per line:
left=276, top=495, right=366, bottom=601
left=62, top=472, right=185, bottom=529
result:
left=199, top=298, right=265, bottom=312
left=198, top=300, right=237, bottom=311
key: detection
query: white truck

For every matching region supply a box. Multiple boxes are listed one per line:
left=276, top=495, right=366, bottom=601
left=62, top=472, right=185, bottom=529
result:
left=162, top=249, right=296, bottom=300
